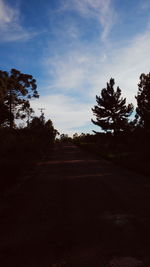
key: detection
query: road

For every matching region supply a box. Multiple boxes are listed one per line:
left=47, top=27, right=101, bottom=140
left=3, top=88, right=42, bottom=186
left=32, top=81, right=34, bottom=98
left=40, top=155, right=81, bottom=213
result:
left=0, top=143, right=150, bottom=266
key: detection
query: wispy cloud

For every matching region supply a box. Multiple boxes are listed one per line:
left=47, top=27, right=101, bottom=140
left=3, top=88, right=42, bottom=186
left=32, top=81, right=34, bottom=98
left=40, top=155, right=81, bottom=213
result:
left=41, top=26, right=150, bottom=135
left=90, top=30, right=150, bottom=104
left=0, top=0, right=36, bottom=42
left=44, top=50, right=93, bottom=91
left=30, top=94, right=93, bottom=136
left=139, top=0, right=150, bottom=10
left=5, top=0, right=149, bottom=135
left=0, top=0, right=16, bottom=24
left=60, top=0, right=117, bottom=41
left=45, top=27, right=150, bottom=102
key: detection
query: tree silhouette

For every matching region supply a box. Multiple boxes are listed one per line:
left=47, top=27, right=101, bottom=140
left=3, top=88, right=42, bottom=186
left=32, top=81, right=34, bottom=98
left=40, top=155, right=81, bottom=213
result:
left=29, top=115, right=59, bottom=142
left=92, top=78, right=134, bottom=134
left=136, top=73, right=150, bottom=131
left=60, top=134, right=69, bottom=142
left=0, top=102, right=10, bottom=127
left=16, top=100, right=35, bottom=127
left=0, top=71, right=10, bottom=126
left=0, top=69, right=38, bottom=128
left=29, top=115, right=44, bottom=129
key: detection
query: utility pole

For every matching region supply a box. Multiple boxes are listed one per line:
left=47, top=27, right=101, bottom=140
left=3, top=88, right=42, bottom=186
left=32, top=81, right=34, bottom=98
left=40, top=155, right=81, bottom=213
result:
left=38, top=108, right=45, bottom=123
left=38, top=108, right=45, bottom=115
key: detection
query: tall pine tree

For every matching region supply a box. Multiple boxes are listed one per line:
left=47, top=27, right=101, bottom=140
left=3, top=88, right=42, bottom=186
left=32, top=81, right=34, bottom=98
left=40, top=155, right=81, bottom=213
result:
left=92, top=78, right=133, bottom=134
left=136, top=73, right=150, bottom=131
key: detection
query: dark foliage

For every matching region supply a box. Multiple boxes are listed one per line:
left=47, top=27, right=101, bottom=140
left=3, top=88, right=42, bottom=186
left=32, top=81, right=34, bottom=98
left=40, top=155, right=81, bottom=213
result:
left=0, top=68, right=38, bottom=128
left=136, top=72, right=150, bottom=131
left=0, top=116, right=58, bottom=192
left=92, top=78, right=134, bottom=134
left=0, top=67, right=59, bottom=193
left=73, top=130, right=150, bottom=176
left=60, top=133, right=71, bottom=142
left=0, top=102, right=11, bottom=126
left=28, top=114, right=59, bottom=144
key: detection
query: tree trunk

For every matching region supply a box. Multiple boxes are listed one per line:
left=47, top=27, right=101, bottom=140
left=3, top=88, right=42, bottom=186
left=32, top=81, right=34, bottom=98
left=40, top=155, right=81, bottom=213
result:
left=9, top=89, right=13, bottom=129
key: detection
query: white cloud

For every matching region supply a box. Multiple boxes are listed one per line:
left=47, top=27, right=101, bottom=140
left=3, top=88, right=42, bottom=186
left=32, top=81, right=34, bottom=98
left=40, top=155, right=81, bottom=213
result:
left=60, top=0, right=117, bottom=41
left=0, top=0, right=16, bottom=24
left=47, top=29, right=150, bottom=103
left=44, top=50, right=93, bottom=91
left=41, top=27, right=150, bottom=134
left=30, top=94, right=93, bottom=136
left=90, top=30, right=150, bottom=104
left=0, top=0, right=36, bottom=42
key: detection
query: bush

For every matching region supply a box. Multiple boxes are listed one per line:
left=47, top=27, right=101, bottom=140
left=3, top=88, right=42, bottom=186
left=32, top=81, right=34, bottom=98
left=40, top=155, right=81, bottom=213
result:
left=0, top=127, right=55, bottom=193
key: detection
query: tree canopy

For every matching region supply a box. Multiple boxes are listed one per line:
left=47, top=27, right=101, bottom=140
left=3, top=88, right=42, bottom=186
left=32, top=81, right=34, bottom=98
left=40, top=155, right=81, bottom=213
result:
left=0, top=68, right=38, bottom=128
left=29, top=114, right=59, bottom=142
left=92, top=78, right=134, bottom=134
left=136, top=73, right=150, bottom=131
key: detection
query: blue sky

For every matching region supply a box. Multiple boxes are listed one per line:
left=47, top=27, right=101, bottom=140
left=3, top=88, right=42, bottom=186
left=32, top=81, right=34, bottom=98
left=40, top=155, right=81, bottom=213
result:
left=0, top=0, right=150, bottom=135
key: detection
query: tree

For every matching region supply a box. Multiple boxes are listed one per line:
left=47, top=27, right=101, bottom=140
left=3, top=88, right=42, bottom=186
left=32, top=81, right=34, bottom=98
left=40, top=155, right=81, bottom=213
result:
left=0, top=71, right=10, bottom=127
left=0, top=102, right=10, bottom=127
left=29, top=115, right=44, bottom=129
left=0, top=69, right=38, bottom=128
left=136, top=73, right=150, bottom=131
left=29, top=115, right=59, bottom=142
left=45, top=119, right=60, bottom=141
left=73, top=133, right=79, bottom=139
left=16, top=100, right=35, bottom=127
left=60, top=134, right=69, bottom=142
left=0, top=71, right=8, bottom=101
left=91, top=78, right=134, bottom=134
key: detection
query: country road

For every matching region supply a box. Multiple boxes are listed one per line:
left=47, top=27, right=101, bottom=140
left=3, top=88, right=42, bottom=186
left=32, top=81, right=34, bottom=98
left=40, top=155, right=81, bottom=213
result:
left=0, top=143, right=150, bottom=266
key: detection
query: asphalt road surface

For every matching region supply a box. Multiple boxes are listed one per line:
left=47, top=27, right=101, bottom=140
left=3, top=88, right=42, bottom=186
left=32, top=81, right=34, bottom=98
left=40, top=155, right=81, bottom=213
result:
left=0, top=143, right=150, bottom=266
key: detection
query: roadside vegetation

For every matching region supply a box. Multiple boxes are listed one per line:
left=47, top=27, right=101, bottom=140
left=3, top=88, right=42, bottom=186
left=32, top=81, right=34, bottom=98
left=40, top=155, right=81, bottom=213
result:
left=0, top=69, right=59, bottom=192
left=1, top=68, right=150, bottom=191
left=73, top=74, right=150, bottom=176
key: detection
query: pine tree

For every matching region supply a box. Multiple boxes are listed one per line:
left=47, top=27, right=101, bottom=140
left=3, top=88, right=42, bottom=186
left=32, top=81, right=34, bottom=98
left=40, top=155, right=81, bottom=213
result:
left=136, top=73, right=150, bottom=131
left=91, top=78, right=133, bottom=134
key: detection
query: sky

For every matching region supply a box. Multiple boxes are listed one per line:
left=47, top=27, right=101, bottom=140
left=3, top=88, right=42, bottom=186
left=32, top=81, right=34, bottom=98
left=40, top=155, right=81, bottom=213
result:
left=0, top=0, right=150, bottom=136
